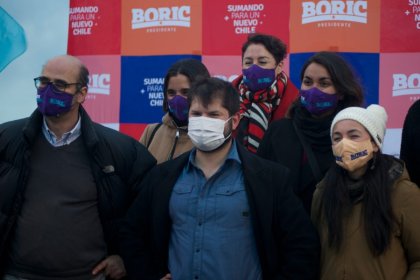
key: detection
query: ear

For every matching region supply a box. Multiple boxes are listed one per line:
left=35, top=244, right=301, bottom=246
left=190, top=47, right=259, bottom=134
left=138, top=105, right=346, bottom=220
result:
left=275, top=61, right=284, bottom=76
left=231, top=112, right=241, bottom=131
left=371, top=140, right=379, bottom=153
left=76, top=86, right=88, bottom=104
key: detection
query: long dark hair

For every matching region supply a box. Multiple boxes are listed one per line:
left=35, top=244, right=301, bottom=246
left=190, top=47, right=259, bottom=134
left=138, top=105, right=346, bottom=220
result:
left=300, top=52, right=364, bottom=110
left=317, top=153, right=396, bottom=255
left=287, top=52, right=364, bottom=118
left=162, top=58, right=210, bottom=112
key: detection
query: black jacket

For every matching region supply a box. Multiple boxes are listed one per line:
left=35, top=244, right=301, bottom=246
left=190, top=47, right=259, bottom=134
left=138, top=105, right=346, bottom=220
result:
left=400, top=99, right=420, bottom=187
left=0, top=107, right=156, bottom=273
left=120, top=142, right=320, bottom=280
left=258, top=118, right=334, bottom=214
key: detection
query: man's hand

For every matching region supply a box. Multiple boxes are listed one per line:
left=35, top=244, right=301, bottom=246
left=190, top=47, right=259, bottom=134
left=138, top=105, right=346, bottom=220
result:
left=92, top=255, right=126, bottom=279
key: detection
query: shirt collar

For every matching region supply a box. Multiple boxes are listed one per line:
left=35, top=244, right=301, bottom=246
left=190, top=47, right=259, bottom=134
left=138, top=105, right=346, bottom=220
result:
left=42, top=115, right=82, bottom=147
left=186, top=140, right=241, bottom=173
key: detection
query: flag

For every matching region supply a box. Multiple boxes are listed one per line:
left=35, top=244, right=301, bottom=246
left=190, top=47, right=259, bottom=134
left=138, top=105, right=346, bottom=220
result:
left=0, top=7, right=27, bottom=72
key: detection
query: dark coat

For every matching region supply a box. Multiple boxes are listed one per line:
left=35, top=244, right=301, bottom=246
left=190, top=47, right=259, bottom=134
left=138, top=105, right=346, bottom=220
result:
left=0, top=107, right=156, bottom=273
left=257, top=118, right=334, bottom=213
left=120, top=142, right=320, bottom=280
left=400, top=99, right=420, bottom=187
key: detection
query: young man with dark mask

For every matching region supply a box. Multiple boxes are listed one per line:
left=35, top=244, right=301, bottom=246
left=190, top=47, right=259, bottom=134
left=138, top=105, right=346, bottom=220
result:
left=120, top=77, right=320, bottom=280
left=0, top=55, right=156, bottom=280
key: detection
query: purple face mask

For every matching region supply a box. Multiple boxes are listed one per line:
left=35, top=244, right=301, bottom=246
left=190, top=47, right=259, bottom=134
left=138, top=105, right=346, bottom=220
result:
left=300, top=87, right=338, bottom=115
left=242, top=64, right=276, bottom=92
left=168, top=95, right=189, bottom=122
left=36, top=84, right=74, bottom=116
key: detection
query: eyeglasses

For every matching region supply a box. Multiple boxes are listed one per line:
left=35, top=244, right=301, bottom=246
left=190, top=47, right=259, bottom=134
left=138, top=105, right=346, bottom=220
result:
left=34, top=76, right=81, bottom=93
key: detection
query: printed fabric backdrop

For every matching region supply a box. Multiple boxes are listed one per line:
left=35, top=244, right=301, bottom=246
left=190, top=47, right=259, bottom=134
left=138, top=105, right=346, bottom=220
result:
left=67, top=0, right=420, bottom=157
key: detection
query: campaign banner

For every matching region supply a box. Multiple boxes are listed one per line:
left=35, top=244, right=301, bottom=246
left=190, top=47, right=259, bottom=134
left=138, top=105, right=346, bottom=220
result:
left=379, top=53, right=420, bottom=129
left=202, top=0, right=290, bottom=55
left=383, top=128, right=402, bottom=158
left=119, top=123, right=148, bottom=141
left=121, top=0, right=202, bottom=55
left=289, top=52, right=379, bottom=105
left=202, top=56, right=242, bottom=82
left=380, top=0, right=420, bottom=52
left=120, top=55, right=201, bottom=125
left=68, top=0, right=121, bottom=55
left=290, top=0, right=380, bottom=53
left=78, top=55, right=121, bottom=124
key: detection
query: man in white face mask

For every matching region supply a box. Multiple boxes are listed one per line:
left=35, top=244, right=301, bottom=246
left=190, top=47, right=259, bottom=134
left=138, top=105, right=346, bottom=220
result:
left=120, top=77, right=320, bottom=280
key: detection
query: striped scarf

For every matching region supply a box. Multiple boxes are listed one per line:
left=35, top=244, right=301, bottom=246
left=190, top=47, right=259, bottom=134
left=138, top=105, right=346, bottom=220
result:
left=237, top=72, right=287, bottom=153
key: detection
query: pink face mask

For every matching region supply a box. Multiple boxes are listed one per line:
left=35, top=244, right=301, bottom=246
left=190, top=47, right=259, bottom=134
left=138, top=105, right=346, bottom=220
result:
left=332, top=138, right=374, bottom=172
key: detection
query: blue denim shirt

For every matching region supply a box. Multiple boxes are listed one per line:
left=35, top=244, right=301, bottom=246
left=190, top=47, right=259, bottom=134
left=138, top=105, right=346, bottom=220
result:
left=168, top=141, right=262, bottom=280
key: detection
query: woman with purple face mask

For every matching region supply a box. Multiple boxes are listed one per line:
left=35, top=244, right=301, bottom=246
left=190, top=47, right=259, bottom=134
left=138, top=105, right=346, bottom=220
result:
left=232, top=33, right=300, bottom=154
left=140, top=58, right=210, bottom=164
left=258, top=52, right=364, bottom=214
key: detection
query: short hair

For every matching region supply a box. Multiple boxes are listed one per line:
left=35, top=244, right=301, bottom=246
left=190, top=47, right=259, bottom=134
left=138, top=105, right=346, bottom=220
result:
left=300, top=52, right=364, bottom=110
left=163, top=58, right=210, bottom=112
left=78, top=63, right=89, bottom=89
left=241, top=33, right=288, bottom=65
left=188, top=77, right=240, bottom=116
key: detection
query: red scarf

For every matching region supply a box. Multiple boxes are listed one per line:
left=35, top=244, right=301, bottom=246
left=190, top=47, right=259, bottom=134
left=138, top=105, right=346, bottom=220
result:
left=236, top=72, right=288, bottom=153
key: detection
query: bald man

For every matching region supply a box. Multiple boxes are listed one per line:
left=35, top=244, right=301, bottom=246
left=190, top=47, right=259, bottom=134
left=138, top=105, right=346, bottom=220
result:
left=0, top=55, right=156, bottom=280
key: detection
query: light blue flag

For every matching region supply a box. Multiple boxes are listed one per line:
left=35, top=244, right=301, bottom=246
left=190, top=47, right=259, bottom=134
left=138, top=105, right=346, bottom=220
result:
left=0, top=7, right=27, bottom=72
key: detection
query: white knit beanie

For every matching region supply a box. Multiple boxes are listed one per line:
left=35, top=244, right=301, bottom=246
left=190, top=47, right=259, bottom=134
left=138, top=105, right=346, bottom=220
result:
left=330, top=105, right=388, bottom=150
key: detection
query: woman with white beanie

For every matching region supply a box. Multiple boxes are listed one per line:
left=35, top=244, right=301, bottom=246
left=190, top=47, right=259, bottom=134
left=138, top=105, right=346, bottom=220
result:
left=311, top=104, right=420, bottom=280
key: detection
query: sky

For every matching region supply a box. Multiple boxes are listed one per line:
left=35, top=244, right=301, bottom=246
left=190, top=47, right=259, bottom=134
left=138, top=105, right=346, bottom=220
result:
left=0, top=0, right=69, bottom=123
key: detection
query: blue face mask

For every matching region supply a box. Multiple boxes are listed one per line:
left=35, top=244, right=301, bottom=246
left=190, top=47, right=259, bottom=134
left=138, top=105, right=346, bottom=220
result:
left=300, top=87, right=338, bottom=115
left=37, top=84, right=74, bottom=116
left=242, top=64, right=276, bottom=92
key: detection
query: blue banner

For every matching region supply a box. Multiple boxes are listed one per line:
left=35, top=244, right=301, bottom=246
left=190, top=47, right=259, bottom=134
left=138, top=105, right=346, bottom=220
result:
left=0, top=7, right=27, bottom=72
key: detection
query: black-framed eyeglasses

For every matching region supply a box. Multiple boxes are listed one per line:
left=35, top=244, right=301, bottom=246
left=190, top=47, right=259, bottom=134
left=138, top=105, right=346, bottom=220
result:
left=34, top=76, right=81, bottom=93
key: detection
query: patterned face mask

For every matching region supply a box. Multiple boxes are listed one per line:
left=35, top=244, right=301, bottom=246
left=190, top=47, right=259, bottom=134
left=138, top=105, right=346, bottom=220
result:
left=333, top=138, right=374, bottom=172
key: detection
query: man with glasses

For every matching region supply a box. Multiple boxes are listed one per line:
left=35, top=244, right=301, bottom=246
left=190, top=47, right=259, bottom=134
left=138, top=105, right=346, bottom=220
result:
left=0, top=55, right=156, bottom=280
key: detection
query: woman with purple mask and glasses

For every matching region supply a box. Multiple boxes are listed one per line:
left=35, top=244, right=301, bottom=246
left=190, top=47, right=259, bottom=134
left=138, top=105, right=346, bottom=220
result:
left=258, top=51, right=364, bottom=214
left=140, top=58, right=210, bottom=164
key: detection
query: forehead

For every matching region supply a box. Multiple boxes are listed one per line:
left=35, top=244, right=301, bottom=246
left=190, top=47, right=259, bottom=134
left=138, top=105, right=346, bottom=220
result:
left=243, top=44, right=273, bottom=59
left=303, top=63, right=330, bottom=79
left=167, top=74, right=190, bottom=87
left=333, top=119, right=368, bottom=134
left=41, top=57, right=80, bottom=82
left=190, top=97, right=227, bottom=111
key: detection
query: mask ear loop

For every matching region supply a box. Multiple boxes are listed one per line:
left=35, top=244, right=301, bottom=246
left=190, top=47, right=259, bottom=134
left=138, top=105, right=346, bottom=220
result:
left=223, top=117, right=233, bottom=140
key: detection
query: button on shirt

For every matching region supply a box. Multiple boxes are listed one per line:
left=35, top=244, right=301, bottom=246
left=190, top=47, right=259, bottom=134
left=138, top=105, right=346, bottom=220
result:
left=42, top=115, right=81, bottom=147
left=168, top=141, right=262, bottom=280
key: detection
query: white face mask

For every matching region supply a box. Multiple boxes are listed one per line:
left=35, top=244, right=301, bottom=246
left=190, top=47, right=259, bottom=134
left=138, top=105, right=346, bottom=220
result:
left=188, top=116, right=232, bottom=152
